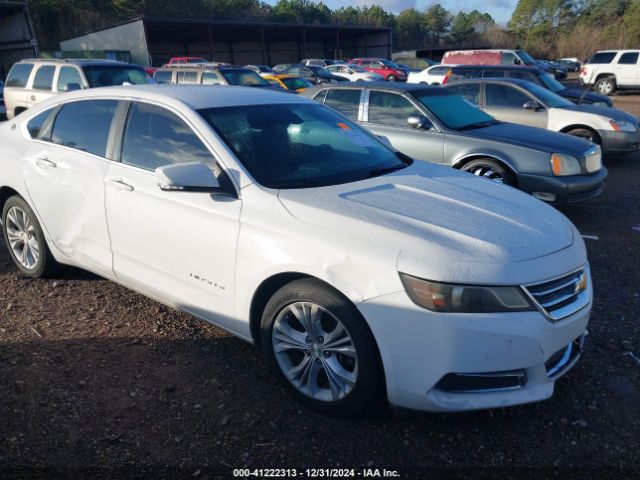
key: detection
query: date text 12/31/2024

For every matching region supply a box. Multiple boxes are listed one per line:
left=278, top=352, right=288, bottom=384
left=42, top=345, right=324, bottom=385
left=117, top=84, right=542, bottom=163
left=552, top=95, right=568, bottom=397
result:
left=233, top=468, right=401, bottom=478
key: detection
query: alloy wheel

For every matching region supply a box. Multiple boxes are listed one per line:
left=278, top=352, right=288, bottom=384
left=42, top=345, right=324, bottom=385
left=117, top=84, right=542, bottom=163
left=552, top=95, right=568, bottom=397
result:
left=466, top=165, right=505, bottom=183
left=272, top=301, right=359, bottom=402
left=5, top=206, right=40, bottom=269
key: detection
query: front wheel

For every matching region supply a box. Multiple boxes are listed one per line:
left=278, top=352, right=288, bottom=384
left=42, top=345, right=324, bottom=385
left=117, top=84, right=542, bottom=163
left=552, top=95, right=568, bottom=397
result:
left=595, top=76, right=616, bottom=95
left=260, top=278, right=383, bottom=416
left=386, top=75, right=397, bottom=82
left=461, top=158, right=516, bottom=187
left=2, top=196, right=58, bottom=278
left=565, top=128, right=601, bottom=145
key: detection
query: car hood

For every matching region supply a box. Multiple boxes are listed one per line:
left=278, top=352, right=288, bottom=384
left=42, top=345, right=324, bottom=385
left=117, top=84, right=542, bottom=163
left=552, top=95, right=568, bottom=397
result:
left=559, top=88, right=611, bottom=105
left=465, top=122, right=593, bottom=155
left=564, top=103, right=639, bottom=122
left=278, top=162, right=574, bottom=270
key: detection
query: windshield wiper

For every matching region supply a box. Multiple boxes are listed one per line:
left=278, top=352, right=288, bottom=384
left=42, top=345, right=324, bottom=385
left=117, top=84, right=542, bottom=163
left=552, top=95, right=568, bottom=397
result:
left=366, top=163, right=409, bottom=178
left=457, top=120, right=499, bottom=131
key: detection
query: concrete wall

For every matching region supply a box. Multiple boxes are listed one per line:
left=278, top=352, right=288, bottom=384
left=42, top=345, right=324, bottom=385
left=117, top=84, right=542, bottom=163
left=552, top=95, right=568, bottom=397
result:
left=60, top=20, right=150, bottom=67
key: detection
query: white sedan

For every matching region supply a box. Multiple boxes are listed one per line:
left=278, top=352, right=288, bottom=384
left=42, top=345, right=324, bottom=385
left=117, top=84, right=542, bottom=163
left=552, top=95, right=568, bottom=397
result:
left=325, top=64, right=383, bottom=82
left=407, top=65, right=451, bottom=85
left=0, top=85, right=591, bottom=414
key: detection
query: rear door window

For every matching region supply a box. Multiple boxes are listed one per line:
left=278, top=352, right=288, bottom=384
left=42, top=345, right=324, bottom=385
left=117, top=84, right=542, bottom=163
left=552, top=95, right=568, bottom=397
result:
left=32, top=66, right=56, bottom=91
left=51, top=100, right=118, bottom=157
left=618, top=52, right=639, bottom=65
left=57, top=66, right=83, bottom=91
left=6, top=63, right=34, bottom=88
left=323, top=89, right=362, bottom=121
left=587, top=52, right=617, bottom=64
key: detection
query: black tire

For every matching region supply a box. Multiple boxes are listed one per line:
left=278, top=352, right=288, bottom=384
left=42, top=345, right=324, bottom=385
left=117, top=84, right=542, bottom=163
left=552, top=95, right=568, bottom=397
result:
left=260, top=278, right=383, bottom=416
left=595, top=76, right=616, bottom=96
left=565, top=127, right=602, bottom=145
left=461, top=158, right=517, bottom=187
left=2, top=195, right=58, bottom=278
left=386, top=75, right=397, bottom=82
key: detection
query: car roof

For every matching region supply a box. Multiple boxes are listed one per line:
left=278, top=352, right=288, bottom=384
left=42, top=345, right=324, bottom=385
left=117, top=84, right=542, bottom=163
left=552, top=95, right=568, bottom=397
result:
left=307, top=81, right=440, bottom=94
left=448, top=65, right=545, bottom=73
left=452, top=78, right=533, bottom=87
left=16, top=58, right=135, bottom=67
left=33, top=85, right=311, bottom=110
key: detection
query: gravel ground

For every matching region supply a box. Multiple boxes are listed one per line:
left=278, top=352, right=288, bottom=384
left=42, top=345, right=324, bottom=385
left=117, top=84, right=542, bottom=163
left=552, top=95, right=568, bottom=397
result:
left=0, top=92, right=639, bottom=480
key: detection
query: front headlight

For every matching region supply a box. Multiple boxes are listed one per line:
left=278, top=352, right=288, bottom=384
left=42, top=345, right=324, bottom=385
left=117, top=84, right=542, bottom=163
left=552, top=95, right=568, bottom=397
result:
left=551, top=153, right=582, bottom=176
left=399, top=273, right=534, bottom=313
left=609, top=119, right=637, bottom=132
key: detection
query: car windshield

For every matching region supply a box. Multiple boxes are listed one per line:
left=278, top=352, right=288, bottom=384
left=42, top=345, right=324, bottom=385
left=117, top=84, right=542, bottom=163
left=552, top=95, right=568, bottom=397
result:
left=282, top=77, right=312, bottom=90
left=198, top=103, right=410, bottom=189
left=538, top=72, right=565, bottom=92
left=413, top=91, right=497, bottom=130
left=515, top=50, right=536, bottom=65
left=82, top=66, right=151, bottom=87
left=522, top=82, right=574, bottom=108
left=220, top=69, right=270, bottom=87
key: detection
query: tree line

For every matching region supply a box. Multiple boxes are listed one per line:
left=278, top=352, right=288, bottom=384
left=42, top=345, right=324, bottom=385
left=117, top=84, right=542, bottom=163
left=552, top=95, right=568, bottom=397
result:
left=29, top=0, right=640, bottom=60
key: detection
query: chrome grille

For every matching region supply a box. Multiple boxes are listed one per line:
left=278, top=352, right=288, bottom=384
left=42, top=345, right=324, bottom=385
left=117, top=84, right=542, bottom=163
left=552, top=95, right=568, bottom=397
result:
left=584, top=147, right=602, bottom=173
left=524, top=267, right=590, bottom=321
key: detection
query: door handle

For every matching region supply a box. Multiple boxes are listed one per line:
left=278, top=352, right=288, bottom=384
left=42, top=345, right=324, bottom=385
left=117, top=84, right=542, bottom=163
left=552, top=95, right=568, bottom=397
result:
left=106, top=178, right=134, bottom=192
left=30, top=95, right=36, bottom=101
left=34, top=156, right=57, bottom=169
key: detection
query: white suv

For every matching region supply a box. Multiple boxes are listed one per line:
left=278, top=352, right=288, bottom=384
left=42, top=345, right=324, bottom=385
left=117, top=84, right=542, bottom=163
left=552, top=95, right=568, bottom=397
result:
left=579, top=50, right=640, bottom=95
left=3, top=59, right=151, bottom=119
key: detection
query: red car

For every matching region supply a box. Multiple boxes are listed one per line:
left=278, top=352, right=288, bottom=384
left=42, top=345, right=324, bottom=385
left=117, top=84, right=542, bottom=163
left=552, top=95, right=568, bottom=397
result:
left=349, top=58, right=407, bottom=81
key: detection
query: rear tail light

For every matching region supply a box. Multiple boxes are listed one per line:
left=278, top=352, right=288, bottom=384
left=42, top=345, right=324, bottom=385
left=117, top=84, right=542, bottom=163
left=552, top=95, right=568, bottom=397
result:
left=579, top=67, right=586, bottom=75
left=442, top=69, right=452, bottom=85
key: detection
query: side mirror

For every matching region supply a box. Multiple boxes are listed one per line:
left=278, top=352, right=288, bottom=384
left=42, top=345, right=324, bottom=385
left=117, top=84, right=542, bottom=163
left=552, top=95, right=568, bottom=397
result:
left=377, top=135, right=392, bottom=147
left=514, top=59, right=522, bottom=65
left=65, top=83, right=82, bottom=92
left=407, top=114, right=432, bottom=130
left=523, top=100, right=542, bottom=111
left=156, top=162, right=234, bottom=196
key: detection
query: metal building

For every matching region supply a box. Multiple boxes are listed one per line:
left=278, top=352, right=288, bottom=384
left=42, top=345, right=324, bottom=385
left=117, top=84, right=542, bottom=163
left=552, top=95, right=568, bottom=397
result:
left=0, top=1, right=38, bottom=78
left=60, top=17, right=393, bottom=67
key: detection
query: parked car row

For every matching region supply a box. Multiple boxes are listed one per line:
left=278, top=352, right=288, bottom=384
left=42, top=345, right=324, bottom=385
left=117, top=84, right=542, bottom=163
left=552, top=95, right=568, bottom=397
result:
left=0, top=84, right=594, bottom=416
left=302, top=82, right=606, bottom=204
left=409, top=65, right=613, bottom=107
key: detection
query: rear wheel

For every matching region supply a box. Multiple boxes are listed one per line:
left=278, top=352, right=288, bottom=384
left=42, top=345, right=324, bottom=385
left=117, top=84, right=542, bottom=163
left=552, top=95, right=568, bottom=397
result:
left=461, top=158, right=516, bottom=187
left=260, top=278, right=383, bottom=416
left=2, top=196, right=58, bottom=278
left=565, top=127, right=601, bottom=145
left=595, top=76, right=616, bottom=95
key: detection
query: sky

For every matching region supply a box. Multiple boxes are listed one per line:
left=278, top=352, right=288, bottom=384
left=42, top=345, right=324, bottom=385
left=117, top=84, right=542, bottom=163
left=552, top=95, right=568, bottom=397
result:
left=266, top=0, right=519, bottom=25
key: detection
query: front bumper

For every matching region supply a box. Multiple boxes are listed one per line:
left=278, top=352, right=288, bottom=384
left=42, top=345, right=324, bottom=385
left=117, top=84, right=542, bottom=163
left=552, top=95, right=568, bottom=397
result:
left=599, top=129, right=640, bottom=153
left=358, top=289, right=591, bottom=412
left=517, top=167, right=608, bottom=204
